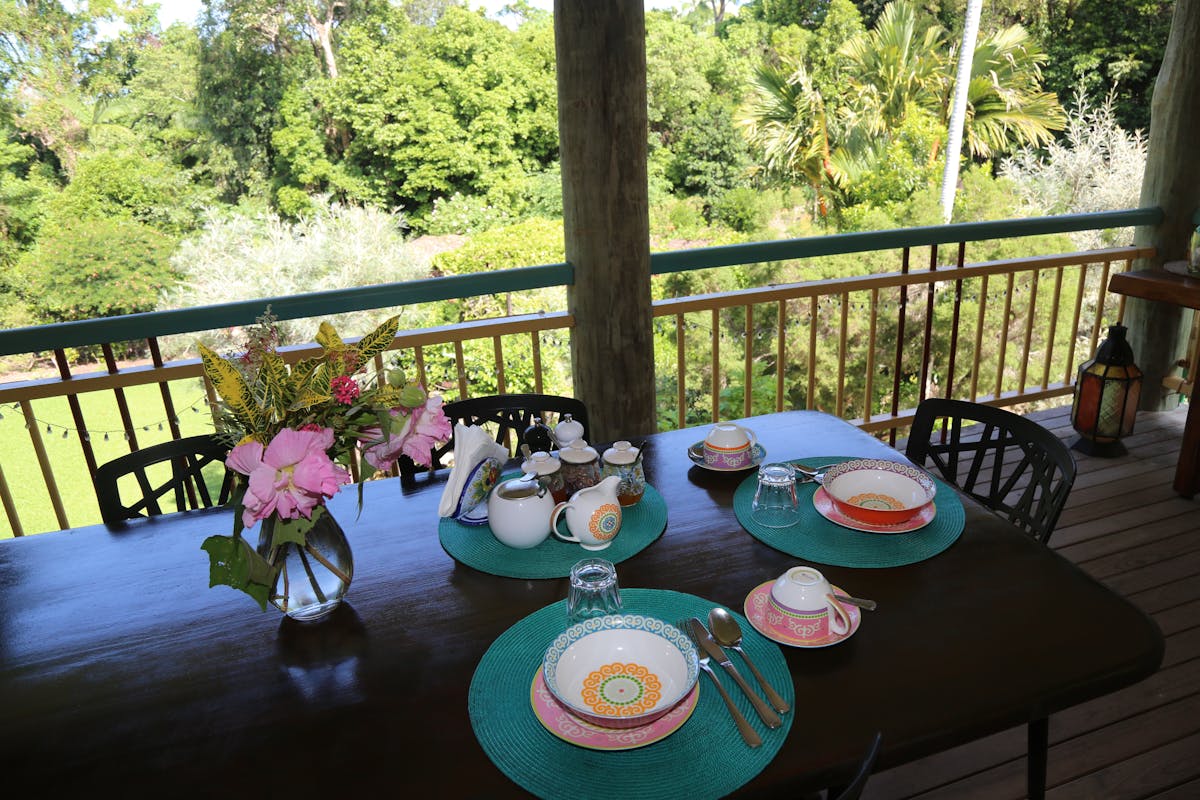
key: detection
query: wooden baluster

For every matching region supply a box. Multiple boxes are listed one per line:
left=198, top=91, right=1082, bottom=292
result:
left=945, top=242, right=966, bottom=399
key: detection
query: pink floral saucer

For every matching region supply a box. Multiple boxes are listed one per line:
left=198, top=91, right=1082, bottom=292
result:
left=530, top=666, right=698, bottom=750
left=743, top=580, right=862, bottom=648
left=812, top=485, right=935, bottom=534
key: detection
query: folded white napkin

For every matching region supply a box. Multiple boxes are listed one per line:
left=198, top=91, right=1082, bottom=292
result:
left=438, top=424, right=510, bottom=518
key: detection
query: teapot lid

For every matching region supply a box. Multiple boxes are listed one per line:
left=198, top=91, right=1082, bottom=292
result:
left=521, top=450, right=561, bottom=475
left=602, top=440, right=640, bottom=465
left=558, top=438, right=598, bottom=463
left=554, top=413, right=584, bottom=444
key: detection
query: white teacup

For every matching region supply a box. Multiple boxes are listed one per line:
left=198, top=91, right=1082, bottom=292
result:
left=703, top=423, right=758, bottom=469
left=769, top=566, right=851, bottom=641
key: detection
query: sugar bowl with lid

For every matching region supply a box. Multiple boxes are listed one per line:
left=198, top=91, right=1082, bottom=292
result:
left=522, top=449, right=567, bottom=504
left=559, top=438, right=601, bottom=496
left=601, top=440, right=645, bottom=506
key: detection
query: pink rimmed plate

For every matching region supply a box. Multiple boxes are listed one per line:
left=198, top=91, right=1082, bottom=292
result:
left=743, top=580, right=862, bottom=648
left=812, top=485, right=935, bottom=534
left=529, top=666, right=699, bottom=751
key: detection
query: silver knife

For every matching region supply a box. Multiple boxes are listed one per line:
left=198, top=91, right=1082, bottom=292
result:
left=688, top=617, right=783, bottom=729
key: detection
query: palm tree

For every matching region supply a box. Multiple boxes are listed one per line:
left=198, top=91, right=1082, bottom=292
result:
left=740, top=61, right=838, bottom=215
left=954, top=25, right=1065, bottom=159
left=837, top=0, right=947, bottom=135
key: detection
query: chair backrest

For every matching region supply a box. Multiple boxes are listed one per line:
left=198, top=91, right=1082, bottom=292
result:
left=400, top=393, right=589, bottom=480
left=94, top=434, right=234, bottom=524
left=905, top=398, right=1077, bottom=543
left=829, top=732, right=883, bottom=800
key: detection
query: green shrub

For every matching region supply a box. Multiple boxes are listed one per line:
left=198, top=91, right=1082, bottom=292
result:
left=423, top=192, right=513, bottom=235
left=16, top=217, right=179, bottom=323
left=711, top=186, right=772, bottom=233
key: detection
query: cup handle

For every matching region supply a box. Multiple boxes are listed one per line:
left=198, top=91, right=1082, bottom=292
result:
left=739, top=425, right=758, bottom=450
left=551, top=502, right=579, bottom=543
left=826, top=594, right=852, bottom=635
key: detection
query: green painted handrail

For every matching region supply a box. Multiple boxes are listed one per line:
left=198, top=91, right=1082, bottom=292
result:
left=0, top=264, right=572, bottom=356
left=648, top=209, right=1163, bottom=273
left=0, top=208, right=1162, bottom=356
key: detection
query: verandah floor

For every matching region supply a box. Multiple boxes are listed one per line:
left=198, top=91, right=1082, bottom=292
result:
left=866, top=403, right=1200, bottom=799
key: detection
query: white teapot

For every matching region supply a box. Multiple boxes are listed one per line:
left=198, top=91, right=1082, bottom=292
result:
left=551, top=475, right=622, bottom=551
left=487, top=476, right=555, bottom=549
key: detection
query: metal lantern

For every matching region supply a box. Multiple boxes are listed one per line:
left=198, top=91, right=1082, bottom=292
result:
left=1070, top=324, right=1143, bottom=456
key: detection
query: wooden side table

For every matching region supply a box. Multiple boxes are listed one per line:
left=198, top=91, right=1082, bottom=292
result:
left=1108, top=263, right=1200, bottom=497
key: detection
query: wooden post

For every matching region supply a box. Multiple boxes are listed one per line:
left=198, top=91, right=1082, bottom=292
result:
left=1127, top=0, right=1200, bottom=410
left=555, top=1, right=656, bottom=441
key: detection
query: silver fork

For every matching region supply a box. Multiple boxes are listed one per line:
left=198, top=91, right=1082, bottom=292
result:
left=680, top=618, right=762, bottom=748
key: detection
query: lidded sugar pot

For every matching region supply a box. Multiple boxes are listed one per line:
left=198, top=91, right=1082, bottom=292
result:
left=601, top=440, right=645, bottom=507
left=553, top=413, right=585, bottom=450
left=522, top=449, right=567, bottom=504
left=559, top=438, right=600, bottom=496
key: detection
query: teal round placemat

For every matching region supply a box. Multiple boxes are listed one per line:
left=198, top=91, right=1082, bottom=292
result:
left=468, top=588, right=794, bottom=800
left=439, top=484, right=667, bottom=578
left=734, top=457, right=965, bottom=568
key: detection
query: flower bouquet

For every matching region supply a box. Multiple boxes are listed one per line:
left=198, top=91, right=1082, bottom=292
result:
left=199, top=312, right=451, bottom=616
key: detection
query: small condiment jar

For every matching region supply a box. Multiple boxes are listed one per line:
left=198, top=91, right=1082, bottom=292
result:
left=521, top=450, right=567, bottom=504
left=601, top=440, right=645, bottom=507
left=553, top=413, right=585, bottom=450
left=558, top=438, right=600, bottom=497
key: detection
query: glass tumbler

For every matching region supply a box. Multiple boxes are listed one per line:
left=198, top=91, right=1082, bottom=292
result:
left=565, top=558, right=622, bottom=625
left=752, top=462, right=801, bottom=528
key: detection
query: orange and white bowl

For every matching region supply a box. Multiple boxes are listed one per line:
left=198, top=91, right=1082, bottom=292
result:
left=822, top=459, right=936, bottom=526
left=542, top=614, right=699, bottom=729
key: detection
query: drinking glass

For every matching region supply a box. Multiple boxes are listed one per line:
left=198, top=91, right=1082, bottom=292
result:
left=565, top=558, right=622, bottom=625
left=752, top=462, right=801, bottom=528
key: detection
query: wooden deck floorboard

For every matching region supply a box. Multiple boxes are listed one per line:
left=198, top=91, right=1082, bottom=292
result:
left=864, top=403, right=1199, bottom=800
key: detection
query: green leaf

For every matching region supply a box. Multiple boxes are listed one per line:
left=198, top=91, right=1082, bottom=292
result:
left=201, top=534, right=275, bottom=611
left=268, top=513, right=315, bottom=548
left=356, top=315, right=400, bottom=364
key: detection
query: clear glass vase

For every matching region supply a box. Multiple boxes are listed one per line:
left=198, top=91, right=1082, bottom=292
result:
left=257, top=507, right=354, bottom=622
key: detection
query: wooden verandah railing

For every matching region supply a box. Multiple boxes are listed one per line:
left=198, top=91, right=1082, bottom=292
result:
left=2, top=208, right=1194, bottom=537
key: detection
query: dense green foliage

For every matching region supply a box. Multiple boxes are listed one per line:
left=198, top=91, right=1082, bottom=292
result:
left=0, top=0, right=1163, bottom=416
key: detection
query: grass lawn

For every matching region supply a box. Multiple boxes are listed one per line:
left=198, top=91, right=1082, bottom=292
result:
left=1, top=378, right=218, bottom=537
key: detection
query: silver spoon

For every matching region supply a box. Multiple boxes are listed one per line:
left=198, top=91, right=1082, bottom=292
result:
left=832, top=593, right=878, bottom=612
left=707, top=607, right=790, bottom=714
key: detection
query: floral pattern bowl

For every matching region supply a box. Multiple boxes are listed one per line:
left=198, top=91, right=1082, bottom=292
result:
left=822, top=458, right=936, bottom=526
left=542, top=614, right=699, bottom=729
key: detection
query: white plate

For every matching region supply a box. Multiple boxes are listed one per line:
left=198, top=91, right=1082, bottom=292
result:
left=686, top=442, right=767, bottom=472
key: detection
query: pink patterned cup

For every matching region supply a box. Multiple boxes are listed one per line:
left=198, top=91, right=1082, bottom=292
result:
left=769, top=566, right=851, bottom=642
left=702, top=423, right=757, bottom=469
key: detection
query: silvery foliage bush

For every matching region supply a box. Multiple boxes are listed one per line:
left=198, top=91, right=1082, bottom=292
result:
left=1000, top=88, right=1147, bottom=251
left=161, top=203, right=431, bottom=358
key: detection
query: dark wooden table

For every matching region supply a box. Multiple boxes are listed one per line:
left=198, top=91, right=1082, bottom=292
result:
left=0, top=411, right=1163, bottom=797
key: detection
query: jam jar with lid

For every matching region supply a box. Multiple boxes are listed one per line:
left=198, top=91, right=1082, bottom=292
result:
left=601, top=440, right=645, bottom=506
left=558, top=439, right=600, bottom=497
left=521, top=450, right=567, bottom=504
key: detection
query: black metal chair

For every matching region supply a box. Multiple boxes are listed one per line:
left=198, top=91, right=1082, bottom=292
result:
left=399, top=393, right=589, bottom=480
left=905, top=398, right=1077, bottom=800
left=94, top=434, right=234, bottom=524
left=802, top=732, right=883, bottom=800
left=905, top=398, right=1077, bottom=544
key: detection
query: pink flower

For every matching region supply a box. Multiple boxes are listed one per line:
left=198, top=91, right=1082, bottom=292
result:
left=331, top=375, right=360, bottom=405
left=226, top=427, right=351, bottom=528
left=360, top=395, right=452, bottom=470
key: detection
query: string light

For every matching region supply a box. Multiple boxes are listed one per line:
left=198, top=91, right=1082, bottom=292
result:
left=0, top=396, right=211, bottom=442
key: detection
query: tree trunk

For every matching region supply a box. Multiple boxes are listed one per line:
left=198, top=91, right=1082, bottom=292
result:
left=1127, top=0, right=1200, bottom=410
left=555, top=2, right=656, bottom=441
left=939, top=0, right=982, bottom=223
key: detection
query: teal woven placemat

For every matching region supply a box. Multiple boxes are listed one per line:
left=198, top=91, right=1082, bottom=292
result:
left=734, top=457, right=965, bottom=568
left=439, top=484, right=667, bottom=578
left=468, top=588, right=794, bottom=800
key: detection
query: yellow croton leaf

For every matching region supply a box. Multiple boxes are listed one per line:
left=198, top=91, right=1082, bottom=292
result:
left=258, top=350, right=294, bottom=422
left=356, top=316, right=401, bottom=364
left=315, top=321, right=344, bottom=350
left=198, top=343, right=263, bottom=434
left=291, top=360, right=333, bottom=410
